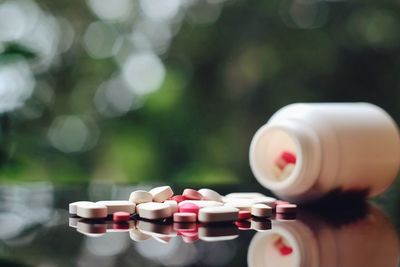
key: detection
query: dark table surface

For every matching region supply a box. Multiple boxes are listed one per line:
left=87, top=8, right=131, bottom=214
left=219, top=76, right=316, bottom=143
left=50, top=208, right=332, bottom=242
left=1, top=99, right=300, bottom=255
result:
left=0, top=182, right=399, bottom=267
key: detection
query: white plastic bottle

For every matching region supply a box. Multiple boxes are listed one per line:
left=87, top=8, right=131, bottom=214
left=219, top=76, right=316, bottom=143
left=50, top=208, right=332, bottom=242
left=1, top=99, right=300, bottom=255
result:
left=249, top=103, right=400, bottom=202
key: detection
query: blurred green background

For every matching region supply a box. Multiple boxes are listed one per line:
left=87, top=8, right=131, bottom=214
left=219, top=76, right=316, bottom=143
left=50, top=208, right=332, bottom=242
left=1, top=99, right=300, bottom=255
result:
left=0, top=0, right=400, bottom=187
left=1, top=2, right=400, bottom=266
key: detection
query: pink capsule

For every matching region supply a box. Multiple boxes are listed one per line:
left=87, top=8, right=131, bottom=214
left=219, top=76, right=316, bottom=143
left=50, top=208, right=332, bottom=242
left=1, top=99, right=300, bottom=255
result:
left=113, top=211, right=130, bottom=222
left=281, top=151, right=296, bottom=164
left=182, top=189, right=203, bottom=200
left=274, top=237, right=293, bottom=256
left=179, top=203, right=200, bottom=216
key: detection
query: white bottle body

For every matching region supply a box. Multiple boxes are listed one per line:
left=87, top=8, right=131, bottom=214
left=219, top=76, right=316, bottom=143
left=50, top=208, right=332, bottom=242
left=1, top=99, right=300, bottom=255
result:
left=249, top=103, right=400, bottom=202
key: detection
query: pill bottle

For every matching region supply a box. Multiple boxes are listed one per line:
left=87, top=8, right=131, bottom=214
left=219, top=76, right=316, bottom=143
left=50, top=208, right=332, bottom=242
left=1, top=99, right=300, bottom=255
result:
left=249, top=103, right=400, bottom=202
left=247, top=205, right=400, bottom=267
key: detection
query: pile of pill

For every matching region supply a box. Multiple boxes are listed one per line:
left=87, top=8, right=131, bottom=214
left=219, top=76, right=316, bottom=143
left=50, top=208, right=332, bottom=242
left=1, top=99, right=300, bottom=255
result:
left=273, top=151, right=296, bottom=180
left=69, top=186, right=297, bottom=242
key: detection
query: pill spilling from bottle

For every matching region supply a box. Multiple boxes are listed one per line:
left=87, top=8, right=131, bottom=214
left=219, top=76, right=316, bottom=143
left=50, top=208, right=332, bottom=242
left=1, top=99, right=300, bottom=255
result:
left=273, top=151, right=296, bottom=180
left=69, top=186, right=297, bottom=243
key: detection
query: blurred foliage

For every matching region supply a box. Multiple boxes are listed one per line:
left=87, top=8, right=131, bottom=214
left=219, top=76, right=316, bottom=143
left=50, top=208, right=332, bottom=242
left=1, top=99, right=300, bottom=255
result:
left=0, top=0, right=400, bottom=188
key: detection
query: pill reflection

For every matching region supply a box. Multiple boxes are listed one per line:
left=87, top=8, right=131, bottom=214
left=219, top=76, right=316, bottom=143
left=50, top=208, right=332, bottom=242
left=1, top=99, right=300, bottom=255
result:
left=136, top=219, right=176, bottom=237
left=77, top=220, right=107, bottom=237
left=248, top=204, right=400, bottom=267
left=198, top=223, right=239, bottom=242
left=250, top=218, right=272, bottom=232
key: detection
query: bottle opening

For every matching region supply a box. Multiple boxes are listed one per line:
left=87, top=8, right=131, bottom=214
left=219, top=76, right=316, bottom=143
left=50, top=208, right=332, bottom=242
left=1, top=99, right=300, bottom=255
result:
left=250, top=127, right=301, bottom=190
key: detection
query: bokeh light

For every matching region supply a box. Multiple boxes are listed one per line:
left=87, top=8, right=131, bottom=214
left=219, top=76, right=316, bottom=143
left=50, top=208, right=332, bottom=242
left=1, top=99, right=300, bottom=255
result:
left=86, top=0, right=135, bottom=22
left=122, top=52, right=166, bottom=95
left=83, top=21, right=119, bottom=59
left=140, top=0, right=182, bottom=21
left=94, top=75, right=140, bottom=117
left=48, top=115, right=99, bottom=153
left=0, top=58, right=35, bottom=113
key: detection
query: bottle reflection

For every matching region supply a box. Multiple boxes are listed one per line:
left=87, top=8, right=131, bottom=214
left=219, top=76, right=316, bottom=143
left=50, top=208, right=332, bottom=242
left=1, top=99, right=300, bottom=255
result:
left=248, top=204, right=399, bottom=267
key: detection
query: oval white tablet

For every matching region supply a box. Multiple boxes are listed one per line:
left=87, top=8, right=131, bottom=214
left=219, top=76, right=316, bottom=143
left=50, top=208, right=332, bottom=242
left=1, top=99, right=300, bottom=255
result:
left=149, top=186, right=174, bottom=202
left=224, top=198, right=254, bottom=211
left=224, top=201, right=253, bottom=211
left=198, top=188, right=222, bottom=202
left=96, top=200, right=136, bottom=215
left=129, top=190, right=153, bottom=204
left=198, top=206, right=239, bottom=223
left=137, top=202, right=172, bottom=220
left=69, top=201, right=93, bottom=214
left=251, top=203, right=272, bottom=217
left=179, top=200, right=223, bottom=208
left=77, top=202, right=108, bottom=219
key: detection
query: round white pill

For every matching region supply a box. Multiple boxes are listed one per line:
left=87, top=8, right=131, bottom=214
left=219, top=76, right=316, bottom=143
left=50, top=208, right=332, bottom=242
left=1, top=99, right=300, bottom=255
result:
left=251, top=203, right=272, bottom=217
left=69, top=201, right=93, bottom=214
left=137, top=202, right=172, bottom=220
left=76, top=202, right=108, bottom=219
left=149, top=186, right=174, bottom=202
left=129, top=190, right=153, bottom=204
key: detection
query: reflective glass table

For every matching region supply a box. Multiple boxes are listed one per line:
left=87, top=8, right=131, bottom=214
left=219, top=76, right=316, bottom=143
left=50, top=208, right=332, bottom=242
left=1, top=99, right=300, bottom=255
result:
left=0, top=183, right=399, bottom=267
